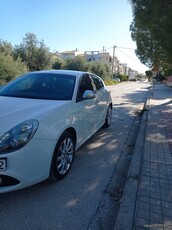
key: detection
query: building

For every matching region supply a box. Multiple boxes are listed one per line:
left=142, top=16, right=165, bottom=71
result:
left=84, top=51, right=121, bottom=76
left=84, top=51, right=111, bottom=64
left=57, top=48, right=141, bottom=77
left=118, top=63, right=128, bottom=75
left=60, top=49, right=82, bottom=60
left=128, top=68, right=139, bottom=79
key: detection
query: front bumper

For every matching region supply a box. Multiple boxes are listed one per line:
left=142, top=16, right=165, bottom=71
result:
left=0, top=138, right=56, bottom=193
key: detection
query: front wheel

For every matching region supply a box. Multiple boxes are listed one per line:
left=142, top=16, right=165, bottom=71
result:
left=50, top=131, right=75, bottom=180
left=104, top=105, right=112, bottom=128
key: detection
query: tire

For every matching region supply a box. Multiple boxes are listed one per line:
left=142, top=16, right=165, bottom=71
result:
left=50, top=131, right=75, bottom=180
left=104, top=105, right=112, bottom=128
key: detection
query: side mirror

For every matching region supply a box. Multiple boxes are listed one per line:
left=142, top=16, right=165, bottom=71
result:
left=83, top=90, right=95, bottom=100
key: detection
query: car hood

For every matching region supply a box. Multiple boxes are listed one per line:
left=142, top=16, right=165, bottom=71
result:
left=0, top=96, right=69, bottom=133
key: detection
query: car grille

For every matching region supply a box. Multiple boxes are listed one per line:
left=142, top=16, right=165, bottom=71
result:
left=0, top=175, right=20, bottom=187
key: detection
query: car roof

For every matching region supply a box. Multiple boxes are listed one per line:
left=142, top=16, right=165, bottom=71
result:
left=26, top=70, right=90, bottom=79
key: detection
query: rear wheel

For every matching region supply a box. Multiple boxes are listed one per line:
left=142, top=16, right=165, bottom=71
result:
left=50, top=131, right=75, bottom=180
left=104, top=105, right=112, bottom=128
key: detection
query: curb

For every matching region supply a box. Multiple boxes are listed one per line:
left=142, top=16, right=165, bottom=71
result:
left=114, top=95, right=149, bottom=230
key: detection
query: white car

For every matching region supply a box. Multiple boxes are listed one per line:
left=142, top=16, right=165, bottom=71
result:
left=0, top=70, right=112, bottom=193
left=113, top=77, right=120, bottom=82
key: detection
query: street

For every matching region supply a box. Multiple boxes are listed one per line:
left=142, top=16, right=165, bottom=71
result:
left=0, top=81, right=150, bottom=230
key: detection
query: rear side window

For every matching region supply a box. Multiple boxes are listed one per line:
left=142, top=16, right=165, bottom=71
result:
left=91, top=75, right=104, bottom=90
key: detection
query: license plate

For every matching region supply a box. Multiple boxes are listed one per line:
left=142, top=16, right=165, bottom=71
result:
left=0, top=158, right=7, bottom=171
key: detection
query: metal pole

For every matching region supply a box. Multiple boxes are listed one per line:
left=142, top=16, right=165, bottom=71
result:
left=152, top=71, right=156, bottom=96
left=152, top=78, right=154, bottom=96
left=111, top=46, right=116, bottom=78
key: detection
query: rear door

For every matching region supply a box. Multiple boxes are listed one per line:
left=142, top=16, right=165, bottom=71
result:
left=90, top=74, right=108, bottom=129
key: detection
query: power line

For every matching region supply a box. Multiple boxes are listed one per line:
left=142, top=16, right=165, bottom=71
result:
left=104, top=46, right=135, bottom=51
left=105, top=46, right=114, bottom=51
left=94, top=45, right=140, bottom=66
left=98, top=45, right=135, bottom=53
left=116, top=47, right=138, bottom=62
left=104, top=46, right=138, bottom=63
left=117, top=46, right=135, bottom=50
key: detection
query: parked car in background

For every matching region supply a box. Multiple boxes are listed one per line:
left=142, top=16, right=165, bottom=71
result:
left=113, top=77, right=121, bottom=82
left=0, top=70, right=112, bottom=193
left=167, top=75, right=172, bottom=87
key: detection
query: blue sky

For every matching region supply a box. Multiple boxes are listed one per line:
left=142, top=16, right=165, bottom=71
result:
left=1, top=0, right=148, bottom=73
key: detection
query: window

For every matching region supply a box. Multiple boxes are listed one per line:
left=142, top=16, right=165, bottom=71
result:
left=91, top=75, right=104, bottom=91
left=77, top=74, right=94, bottom=100
left=0, top=73, right=76, bottom=100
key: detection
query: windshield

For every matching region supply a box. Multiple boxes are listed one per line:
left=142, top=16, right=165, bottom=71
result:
left=0, top=73, right=76, bottom=100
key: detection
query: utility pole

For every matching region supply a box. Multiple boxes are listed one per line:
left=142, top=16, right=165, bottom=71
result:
left=103, top=46, right=105, bottom=53
left=111, top=45, right=116, bottom=78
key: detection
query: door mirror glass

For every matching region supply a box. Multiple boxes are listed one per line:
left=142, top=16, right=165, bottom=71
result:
left=83, top=90, right=95, bottom=100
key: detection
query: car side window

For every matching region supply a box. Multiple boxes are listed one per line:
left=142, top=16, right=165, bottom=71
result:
left=77, top=74, right=94, bottom=100
left=91, top=74, right=104, bottom=91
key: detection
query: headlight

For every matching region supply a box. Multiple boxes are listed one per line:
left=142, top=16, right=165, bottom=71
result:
left=0, top=120, right=39, bottom=154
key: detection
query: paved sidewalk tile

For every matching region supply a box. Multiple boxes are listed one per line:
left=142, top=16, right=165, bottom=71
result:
left=134, top=85, right=172, bottom=230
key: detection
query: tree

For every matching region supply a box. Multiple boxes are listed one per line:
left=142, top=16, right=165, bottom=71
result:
left=118, top=74, right=128, bottom=82
left=0, top=40, right=13, bottom=56
left=52, top=56, right=111, bottom=81
left=64, top=56, right=89, bottom=71
left=145, top=70, right=152, bottom=82
left=14, top=33, right=52, bottom=71
left=130, top=21, right=165, bottom=68
left=129, top=0, right=172, bottom=70
left=89, top=62, right=111, bottom=80
left=52, top=58, right=66, bottom=70
left=0, top=40, right=27, bottom=84
left=0, top=53, right=27, bottom=84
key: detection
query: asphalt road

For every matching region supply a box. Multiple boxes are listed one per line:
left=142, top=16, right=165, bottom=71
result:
left=0, top=81, right=150, bottom=230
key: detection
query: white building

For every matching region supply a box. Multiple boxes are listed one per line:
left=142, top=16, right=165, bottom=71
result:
left=58, top=49, right=140, bottom=77
left=84, top=51, right=111, bottom=65
left=84, top=51, right=120, bottom=76
left=60, top=49, right=83, bottom=59
left=128, top=68, right=139, bottom=79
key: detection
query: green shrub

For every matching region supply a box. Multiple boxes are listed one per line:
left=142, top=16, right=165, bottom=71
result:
left=118, top=74, right=128, bottom=81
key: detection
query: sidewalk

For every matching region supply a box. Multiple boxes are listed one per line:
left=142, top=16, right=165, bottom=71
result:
left=114, top=84, right=172, bottom=230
